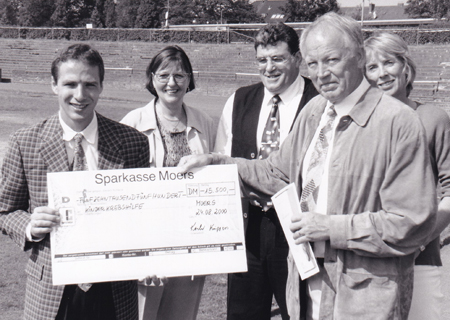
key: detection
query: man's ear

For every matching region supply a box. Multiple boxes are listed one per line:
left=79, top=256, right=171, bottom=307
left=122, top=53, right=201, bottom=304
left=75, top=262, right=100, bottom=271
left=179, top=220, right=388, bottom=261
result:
left=51, top=77, right=58, bottom=94
left=356, top=48, right=366, bottom=70
left=294, top=51, right=302, bottom=66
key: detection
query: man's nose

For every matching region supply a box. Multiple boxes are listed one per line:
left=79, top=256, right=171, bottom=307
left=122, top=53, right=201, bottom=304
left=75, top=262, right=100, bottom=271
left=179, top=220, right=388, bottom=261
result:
left=74, top=85, right=87, bottom=100
left=265, top=59, right=276, bottom=72
left=317, top=63, right=330, bottom=78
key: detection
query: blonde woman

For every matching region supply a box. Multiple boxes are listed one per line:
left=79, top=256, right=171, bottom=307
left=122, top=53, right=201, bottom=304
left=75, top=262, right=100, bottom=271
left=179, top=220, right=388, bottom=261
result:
left=365, top=32, right=450, bottom=320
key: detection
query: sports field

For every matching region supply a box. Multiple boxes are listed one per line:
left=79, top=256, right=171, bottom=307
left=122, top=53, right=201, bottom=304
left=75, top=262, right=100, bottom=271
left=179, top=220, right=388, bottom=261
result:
left=0, top=82, right=449, bottom=319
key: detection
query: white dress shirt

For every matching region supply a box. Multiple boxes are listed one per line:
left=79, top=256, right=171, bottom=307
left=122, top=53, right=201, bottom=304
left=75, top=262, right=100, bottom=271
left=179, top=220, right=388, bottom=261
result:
left=214, top=74, right=305, bottom=156
left=302, top=78, right=370, bottom=257
left=60, top=112, right=99, bottom=170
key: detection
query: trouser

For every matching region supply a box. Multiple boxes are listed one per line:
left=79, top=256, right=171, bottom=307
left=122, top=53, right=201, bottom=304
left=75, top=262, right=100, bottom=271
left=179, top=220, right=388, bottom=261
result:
left=227, top=205, right=290, bottom=320
left=138, top=275, right=205, bottom=320
left=56, top=283, right=116, bottom=320
left=408, top=265, right=443, bottom=320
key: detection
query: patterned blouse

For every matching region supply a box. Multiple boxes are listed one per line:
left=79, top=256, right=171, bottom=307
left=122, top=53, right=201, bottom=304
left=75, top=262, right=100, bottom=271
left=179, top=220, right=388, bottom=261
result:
left=156, top=112, right=192, bottom=167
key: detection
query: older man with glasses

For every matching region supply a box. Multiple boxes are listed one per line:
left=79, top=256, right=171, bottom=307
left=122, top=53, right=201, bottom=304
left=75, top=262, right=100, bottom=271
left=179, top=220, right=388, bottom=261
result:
left=214, top=22, right=318, bottom=320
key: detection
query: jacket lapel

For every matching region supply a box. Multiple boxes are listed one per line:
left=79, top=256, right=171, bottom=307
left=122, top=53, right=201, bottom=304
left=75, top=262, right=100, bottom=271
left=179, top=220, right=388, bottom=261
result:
left=97, top=113, right=125, bottom=170
left=39, top=115, right=70, bottom=173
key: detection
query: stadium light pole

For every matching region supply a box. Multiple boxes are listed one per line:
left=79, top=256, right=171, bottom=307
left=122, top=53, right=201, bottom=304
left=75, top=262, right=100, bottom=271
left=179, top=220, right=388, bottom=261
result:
left=165, top=0, right=170, bottom=28
left=361, top=0, right=364, bottom=26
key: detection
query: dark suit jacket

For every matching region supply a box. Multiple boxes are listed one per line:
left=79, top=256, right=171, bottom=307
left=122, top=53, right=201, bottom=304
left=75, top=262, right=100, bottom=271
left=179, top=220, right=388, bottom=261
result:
left=230, top=76, right=318, bottom=160
left=230, top=76, right=318, bottom=233
left=0, top=113, right=150, bottom=320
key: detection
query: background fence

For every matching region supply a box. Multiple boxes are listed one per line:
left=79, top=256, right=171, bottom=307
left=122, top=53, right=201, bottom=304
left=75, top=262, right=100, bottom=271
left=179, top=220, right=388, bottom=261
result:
left=1, top=24, right=450, bottom=45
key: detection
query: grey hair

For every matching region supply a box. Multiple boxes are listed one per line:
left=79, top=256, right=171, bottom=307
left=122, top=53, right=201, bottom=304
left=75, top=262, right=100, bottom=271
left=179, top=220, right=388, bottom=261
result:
left=300, top=12, right=365, bottom=67
left=364, top=32, right=416, bottom=97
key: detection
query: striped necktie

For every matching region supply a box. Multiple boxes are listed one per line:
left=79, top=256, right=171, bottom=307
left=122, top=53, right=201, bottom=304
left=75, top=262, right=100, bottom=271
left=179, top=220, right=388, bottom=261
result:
left=300, top=105, right=337, bottom=213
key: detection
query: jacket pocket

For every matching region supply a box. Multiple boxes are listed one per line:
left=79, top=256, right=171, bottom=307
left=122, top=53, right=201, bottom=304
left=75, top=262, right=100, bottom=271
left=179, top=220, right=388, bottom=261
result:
left=334, top=272, right=398, bottom=320
left=25, top=260, right=44, bottom=281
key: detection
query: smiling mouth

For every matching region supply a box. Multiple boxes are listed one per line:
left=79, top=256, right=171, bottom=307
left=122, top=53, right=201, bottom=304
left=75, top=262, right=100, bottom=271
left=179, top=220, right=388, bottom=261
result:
left=378, top=80, right=394, bottom=88
left=265, top=74, right=280, bottom=79
left=70, top=103, right=88, bottom=110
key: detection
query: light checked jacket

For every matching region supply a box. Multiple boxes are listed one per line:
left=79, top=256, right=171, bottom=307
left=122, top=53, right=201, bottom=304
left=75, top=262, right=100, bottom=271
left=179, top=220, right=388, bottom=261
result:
left=0, top=113, right=150, bottom=320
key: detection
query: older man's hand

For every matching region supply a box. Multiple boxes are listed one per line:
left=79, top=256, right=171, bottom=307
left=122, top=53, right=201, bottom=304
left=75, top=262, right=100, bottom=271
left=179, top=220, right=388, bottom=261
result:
left=177, top=154, right=214, bottom=172
left=290, top=212, right=331, bottom=244
left=178, top=153, right=233, bottom=173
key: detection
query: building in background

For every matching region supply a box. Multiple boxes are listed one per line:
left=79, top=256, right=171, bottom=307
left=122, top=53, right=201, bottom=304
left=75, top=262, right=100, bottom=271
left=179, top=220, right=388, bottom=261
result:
left=250, top=0, right=409, bottom=23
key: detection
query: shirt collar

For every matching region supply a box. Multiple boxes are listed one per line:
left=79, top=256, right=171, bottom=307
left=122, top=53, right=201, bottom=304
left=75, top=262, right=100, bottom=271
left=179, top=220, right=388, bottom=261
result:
left=328, top=78, right=370, bottom=117
left=264, top=73, right=305, bottom=105
left=59, top=112, right=98, bottom=144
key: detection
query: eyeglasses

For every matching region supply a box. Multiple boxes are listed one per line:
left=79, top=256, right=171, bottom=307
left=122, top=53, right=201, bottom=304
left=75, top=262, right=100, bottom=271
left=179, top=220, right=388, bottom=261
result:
left=256, top=56, right=291, bottom=67
left=152, top=73, right=191, bottom=83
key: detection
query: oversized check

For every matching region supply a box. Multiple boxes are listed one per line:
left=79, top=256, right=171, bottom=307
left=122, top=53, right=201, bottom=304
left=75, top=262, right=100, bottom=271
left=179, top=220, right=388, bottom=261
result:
left=48, top=164, right=247, bottom=285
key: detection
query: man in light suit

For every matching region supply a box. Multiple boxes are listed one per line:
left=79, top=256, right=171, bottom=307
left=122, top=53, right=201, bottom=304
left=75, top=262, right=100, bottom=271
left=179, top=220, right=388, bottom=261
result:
left=214, top=22, right=317, bottom=320
left=179, top=12, right=436, bottom=319
left=0, top=44, right=150, bottom=320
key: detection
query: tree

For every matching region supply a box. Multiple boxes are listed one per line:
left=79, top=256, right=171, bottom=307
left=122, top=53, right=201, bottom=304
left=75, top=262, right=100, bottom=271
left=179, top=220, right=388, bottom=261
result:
left=18, top=0, right=54, bottom=26
left=49, top=0, right=95, bottom=27
left=0, top=0, right=19, bottom=25
left=169, top=0, right=199, bottom=25
left=104, top=0, right=116, bottom=27
left=135, top=0, right=165, bottom=28
left=91, top=0, right=106, bottom=27
left=170, top=0, right=263, bottom=25
left=75, top=0, right=96, bottom=26
left=405, top=0, right=450, bottom=19
left=281, top=0, right=340, bottom=22
left=224, top=0, right=264, bottom=23
left=115, top=0, right=139, bottom=27
left=50, top=0, right=70, bottom=27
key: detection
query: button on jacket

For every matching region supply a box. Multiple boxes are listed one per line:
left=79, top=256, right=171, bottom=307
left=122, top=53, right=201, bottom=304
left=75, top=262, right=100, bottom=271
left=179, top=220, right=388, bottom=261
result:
left=232, top=86, right=437, bottom=319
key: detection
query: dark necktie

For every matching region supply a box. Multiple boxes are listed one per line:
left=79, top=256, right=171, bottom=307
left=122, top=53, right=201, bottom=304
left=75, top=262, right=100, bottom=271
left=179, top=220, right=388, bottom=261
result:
left=72, top=133, right=91, bottom=292
left=259, top=95, right=281, bottom=160
left=300, top=105, right=337, bottom=213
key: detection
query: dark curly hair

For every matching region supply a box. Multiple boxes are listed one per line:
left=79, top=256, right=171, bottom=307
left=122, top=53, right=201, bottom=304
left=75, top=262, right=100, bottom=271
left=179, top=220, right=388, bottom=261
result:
left=254, top=22, right=299, bottom=55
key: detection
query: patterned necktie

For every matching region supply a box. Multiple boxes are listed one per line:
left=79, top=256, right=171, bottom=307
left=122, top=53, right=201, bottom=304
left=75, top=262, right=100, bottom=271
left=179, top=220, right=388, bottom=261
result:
left=259, top=95, right=281, bottom=160
left=71, top=133, right=91, bottom=292
left=72, top=133, right=88, bottom=171
left=300, top=105, right=337, bottom=213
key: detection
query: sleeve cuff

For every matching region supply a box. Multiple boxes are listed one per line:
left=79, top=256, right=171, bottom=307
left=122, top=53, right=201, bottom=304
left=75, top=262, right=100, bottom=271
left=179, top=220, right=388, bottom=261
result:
left=211, top=153, right=235, bottom=165
left=26, top=222, right=45, bottom=242
left=329, top=215, right=348, bottom=250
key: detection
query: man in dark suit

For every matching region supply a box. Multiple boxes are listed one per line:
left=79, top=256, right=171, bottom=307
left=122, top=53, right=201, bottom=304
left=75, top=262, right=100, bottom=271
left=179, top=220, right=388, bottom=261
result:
left=0, top=44, right=150, bottom=320
left=214, top=22, right=318, bottom=320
